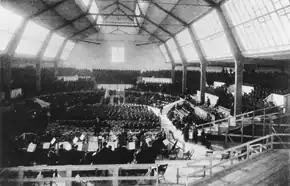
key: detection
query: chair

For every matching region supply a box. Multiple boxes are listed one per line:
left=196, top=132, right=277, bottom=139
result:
left=156, top=164, right=168, bottom=182
left=182, top=149, right=194, bottom=160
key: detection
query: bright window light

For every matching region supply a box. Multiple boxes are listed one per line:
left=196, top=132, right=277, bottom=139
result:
left=44, top=33, right=65, bottom=58
left=61, top=40, right=75, bottom=60
left=89, top=1, right=99, bottom=19
left=0, top=31, right=13, bottom=51
left=0, top=6, right=23, bottom=32
left=223, top=0, right=290, bottom=55
left=192, top=10, right=232, bottom=59
left=97, top=16, right=103, bottom=24
left=0, top=6, right=23, bottom=51
left=16, top=21, right=49, bottom=56
left=176, top=28, right=199, bottom=62
left=159, top=44, right=170, bottom=63
left=166, top=39, right=181, bottom=63
left=81, top=0, right=90, bottom=7
left=135, top=5, right=141, bottom=16
left=112, top=46, right=125, bottom=63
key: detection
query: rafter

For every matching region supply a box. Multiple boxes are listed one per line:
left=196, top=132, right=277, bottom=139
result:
left=119, top=2, right=173, bottom=36
left=103, top=7, right=119, bottom=21
left=118, top=7, right=163, bottom=42
left=68, top=25, right=95, bottom=39
left=53, top=1, right=118, bottom=35
left=151, top=1, right=187, bottom=26
left=28, top=0, right=70, bottom=19
left=89, top=13, right=142, bottom=17
left=202, top=0, right=218, bottom=6
left=135, top=42, right=160, bottom=46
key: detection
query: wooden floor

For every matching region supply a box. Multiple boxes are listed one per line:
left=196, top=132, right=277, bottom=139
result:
left=192, top=149, right=290, bottom=186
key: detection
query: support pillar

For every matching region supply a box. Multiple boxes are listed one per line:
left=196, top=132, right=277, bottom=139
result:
left=200, top=63, right=207, bottom=104
left=36, top=31, right=53, bottom=93
left=173, top=37, right=188, bottom=94
left=171, top=64, right=175, bottom=84
left=164, top=42, right=176, bottom=81
left=0, top=55, right=11, bottom=101
left=182, top=65, right=188, bottom=95
left=235, top=62, right=243, bottom=115
left=4, top=19, right=29, bottom=100
left=54, top=39, right=68, bottom=77
left=187, top=28, right=208, bottom=104
left=215, top=5, right=245, bottom=116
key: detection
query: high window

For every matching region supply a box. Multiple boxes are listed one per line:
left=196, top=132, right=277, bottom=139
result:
left=43, top=33, right=65, bottom=58
left=81, top=0, right=90, bottom=7
left=0, top=6, right=23, bottom=52
left=192, top=10, right=233, bottom=60
left=159, top=44, right=170, bottom=63
left=89, top=1, right=99, bottom=20
left=15, top=21, right=49, bottom=56
left=176, top=28, right=199, bottom=62
left=60, top=40, right=75, bottom=60
left=166, top=38, right=182, bottom=64
left=223, top=0, right=290, bottom=56
left=112, top=46, right=125, bottom=63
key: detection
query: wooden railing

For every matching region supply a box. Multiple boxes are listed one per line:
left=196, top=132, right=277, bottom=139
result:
left=196, top=105, right=284, bottom=134
left=0, top=163, right=159, bottom=186
left=182, top=133, right=290, bottom=186
left=1, top=133, right=289, bottom=186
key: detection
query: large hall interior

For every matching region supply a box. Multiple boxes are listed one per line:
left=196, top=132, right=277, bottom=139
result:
left=0, top=0, right=290, bottom=186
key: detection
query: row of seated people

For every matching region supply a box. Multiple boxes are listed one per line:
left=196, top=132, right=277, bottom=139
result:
left=168, top=102, right=212, bottom=127
left=206, top=69, right=289, bottom=91
left=134, top=83, right=179, bottom=96
left=8, top=66, right=289, bottom=96
left=205, top=84, right=288, bottom=115
left=60, top=103, right=158, bottom=122
left=183, top=95, right=227, bottom=122
left=125, top=91, right=179, bottom=107
left=7, top=67, right=96, bottom=98
left=45, top=122, right=161, bottom=145
left=93, top=69, right=140, bottom=84
left=100, top=96, right=125, bottom=105
left=39, top=91, right=105, bottom=121
left=98, top=104, right=159, bottom=122
left=56, top=119, right=160, bottom=132
left=105, top=120, right=160, bottom=131
left=6, top=128, right=167, bottom=167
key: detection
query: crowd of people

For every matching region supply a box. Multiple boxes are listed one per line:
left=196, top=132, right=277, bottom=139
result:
left=2, top=66, right=289, bottom=170
left=125, top=91, right=178, bottom=107
left=5, top=128, right=168, bottom=167
left=167, top=102, right=213, bottom=150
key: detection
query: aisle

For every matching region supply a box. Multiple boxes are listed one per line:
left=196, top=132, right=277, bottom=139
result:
left=149, top=105, right=220, bottom=185
left=149, top=106, right=209, bottom=159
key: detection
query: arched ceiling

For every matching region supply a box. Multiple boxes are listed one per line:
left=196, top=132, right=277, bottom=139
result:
left=1, top=0, right=224, bottom=44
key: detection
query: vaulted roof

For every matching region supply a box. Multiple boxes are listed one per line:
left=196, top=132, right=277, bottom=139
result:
left=1, top=0, right=223, bottom=43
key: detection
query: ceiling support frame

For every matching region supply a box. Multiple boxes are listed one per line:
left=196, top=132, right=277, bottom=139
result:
left=52, top=1, right=117, bottom=37
left=28, top=0, right=71, bottom=19
left=151, top=1, right=188, bottom=26
left=118, top=7, right=164, bottom=43
left=119, top=2, right=173, bottom=37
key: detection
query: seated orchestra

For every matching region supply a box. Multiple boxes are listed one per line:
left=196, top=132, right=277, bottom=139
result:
left=1, top=67, right=289, bottom=184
